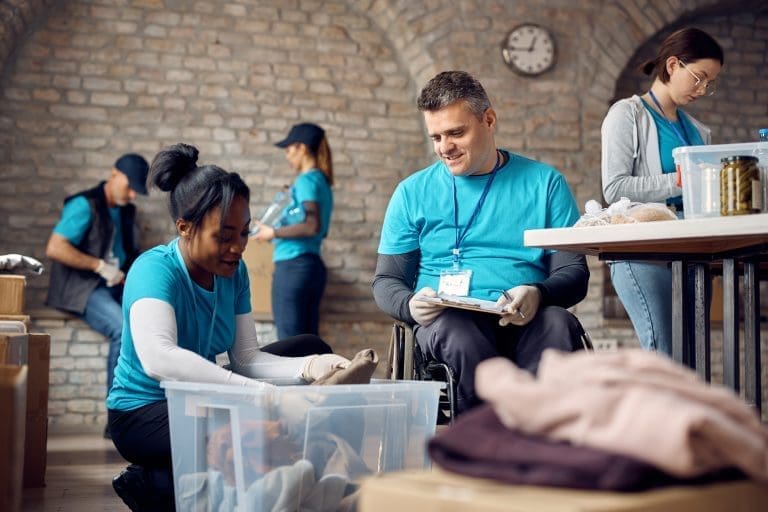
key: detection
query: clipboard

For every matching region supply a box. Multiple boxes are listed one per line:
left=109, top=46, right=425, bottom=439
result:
left=416, top=294, right=505, bottom=315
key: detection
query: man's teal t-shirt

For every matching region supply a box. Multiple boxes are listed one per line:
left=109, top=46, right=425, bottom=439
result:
left=53, top=195, right=127, bottom=266
left=273, top=169, right=333, bottom=262
left=378, top=150, right=580, bottom=301
left=106, top=238, right=251, bottom=411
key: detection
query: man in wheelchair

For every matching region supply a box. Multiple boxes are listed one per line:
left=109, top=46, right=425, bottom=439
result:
left=372, top=70, right=589, bottom=417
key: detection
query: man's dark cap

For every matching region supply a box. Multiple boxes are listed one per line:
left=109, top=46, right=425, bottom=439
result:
left=114, top=153, right=149, bottom=195
left=274, top=123, right=325, bottom=154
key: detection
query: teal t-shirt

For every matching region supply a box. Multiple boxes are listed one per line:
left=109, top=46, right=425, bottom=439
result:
left=106, top=238, right=252, bottom=411
left=378, top=150, right=580, bottom=301
left=641, top=100, right=704, bottom=208
left=53, top=195, right=127, bottom=266
left=273, top=169, right=333, bottom=262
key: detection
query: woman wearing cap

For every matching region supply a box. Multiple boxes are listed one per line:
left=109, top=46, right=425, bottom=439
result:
left=252, top=123, right=334, bottom=340
left=107, top=143, right=348, bottom=510
left=601, top=27, right=723, bottom=356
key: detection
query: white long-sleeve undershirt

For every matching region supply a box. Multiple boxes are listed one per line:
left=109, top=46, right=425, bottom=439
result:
left=130, top=298, right=308, bottom=387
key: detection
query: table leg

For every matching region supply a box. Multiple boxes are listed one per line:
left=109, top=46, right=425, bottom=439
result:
left=693, top=263, right=710, bottom=381
left=722, top=259, right=739, bottom=391
left=671, top=261, right=688, bottom=366
left=743, top=260, right=761, bottom=413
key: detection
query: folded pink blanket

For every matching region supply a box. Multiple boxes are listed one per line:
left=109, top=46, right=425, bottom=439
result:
left=475, top=349, right=768, bottom=481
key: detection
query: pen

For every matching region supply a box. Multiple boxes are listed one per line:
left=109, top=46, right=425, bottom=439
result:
left=501, top=290, right=526, bottom=319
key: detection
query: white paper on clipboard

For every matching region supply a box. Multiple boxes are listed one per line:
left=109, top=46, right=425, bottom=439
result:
left=416, top=294, right=504, bottom=315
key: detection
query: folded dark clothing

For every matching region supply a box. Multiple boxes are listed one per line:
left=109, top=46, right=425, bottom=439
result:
left=428, top=404, right=745, bottom=492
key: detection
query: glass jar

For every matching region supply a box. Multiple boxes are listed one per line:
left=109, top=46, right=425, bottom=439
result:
left=720, top=155, right=760, bottom=215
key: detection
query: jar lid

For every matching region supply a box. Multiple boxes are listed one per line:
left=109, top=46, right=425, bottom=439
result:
left=721, top=155, right=758, bottom=163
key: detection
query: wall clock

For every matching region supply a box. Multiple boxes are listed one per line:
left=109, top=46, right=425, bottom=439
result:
left=501, top=23, right=557, bottom=76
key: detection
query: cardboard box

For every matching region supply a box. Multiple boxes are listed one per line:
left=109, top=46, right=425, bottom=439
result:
left=710, top=276, right=723, bottom=323
left=0, top=364, right=28, bottom=512
left=359, top=469, right=768, bottom=512
left=0, top=333, right=28, bottom=366
left=23, top=333, right=50, bottom=488
left=242, top=241, right=274, bottom=316
left=0, top=275, right=26, bottom=315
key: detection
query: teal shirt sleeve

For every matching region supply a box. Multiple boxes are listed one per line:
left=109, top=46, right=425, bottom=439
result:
left=293, top=171, right=321, bottom=204
left=379, top=180, right=422, bottom=255
left=53, top=196, right=92, bottom=245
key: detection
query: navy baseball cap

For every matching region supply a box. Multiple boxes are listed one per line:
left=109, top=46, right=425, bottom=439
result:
left=114, top=153, right=149, bottom=195
left=275, top=123, right=325, bottom=154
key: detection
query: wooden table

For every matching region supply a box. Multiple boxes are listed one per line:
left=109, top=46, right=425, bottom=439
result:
left=524, top=213, right=768, bottom=411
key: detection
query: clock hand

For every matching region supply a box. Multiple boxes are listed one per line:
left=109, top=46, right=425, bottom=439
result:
left=528, top=36, right=537, bottom=52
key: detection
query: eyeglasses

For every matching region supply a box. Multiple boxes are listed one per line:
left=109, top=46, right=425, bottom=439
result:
left=679, top=60, right=716, bottom=96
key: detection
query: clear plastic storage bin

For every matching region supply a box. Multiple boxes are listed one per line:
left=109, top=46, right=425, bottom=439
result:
left=673, top=141, right=768, bottom=219
left=162, top=379, right=442, bottom=512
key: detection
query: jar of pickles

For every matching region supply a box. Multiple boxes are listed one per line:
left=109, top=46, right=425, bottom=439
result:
left=720, top=155, right=761, bottom=215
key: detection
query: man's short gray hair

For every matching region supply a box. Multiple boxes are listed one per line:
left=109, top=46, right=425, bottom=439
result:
left=417, top=70, right=491, bottom=119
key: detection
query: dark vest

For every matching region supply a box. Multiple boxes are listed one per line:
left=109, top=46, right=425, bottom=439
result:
left=46, top=182, right=139, bottom=314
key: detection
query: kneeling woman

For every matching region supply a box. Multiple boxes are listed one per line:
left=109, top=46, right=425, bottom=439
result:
left=106, top=143, right=349, bottom=511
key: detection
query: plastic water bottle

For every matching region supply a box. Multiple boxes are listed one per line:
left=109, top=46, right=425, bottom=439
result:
left=249, top=186, right=291, bottom=236
left=756, top=128, right=768, bottom=212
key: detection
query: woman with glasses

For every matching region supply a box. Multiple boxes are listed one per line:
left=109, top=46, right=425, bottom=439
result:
left=600, top=27, right=723, bottom=356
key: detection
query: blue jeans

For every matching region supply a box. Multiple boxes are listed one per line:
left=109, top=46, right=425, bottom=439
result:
left=610, top=261, right=673, bottom=354
left=272, top=253, right=326, bottom=340
left=82, top=285, right=123, bottom=394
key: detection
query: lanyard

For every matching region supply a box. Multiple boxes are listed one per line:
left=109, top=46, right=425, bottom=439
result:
left=451, top=150, right=503, bottom=269
left=648, top=90, right=691, bottom=146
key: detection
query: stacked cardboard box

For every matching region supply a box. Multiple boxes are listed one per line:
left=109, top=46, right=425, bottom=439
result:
left=0, top=275, right=25, bottom=315
left=0, top=274, right=51, bottom=489
left=0, top=362, right=27, bottom=512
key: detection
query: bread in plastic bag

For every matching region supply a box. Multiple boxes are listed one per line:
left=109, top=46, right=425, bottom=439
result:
left=574, top=197, right=677, bottom=227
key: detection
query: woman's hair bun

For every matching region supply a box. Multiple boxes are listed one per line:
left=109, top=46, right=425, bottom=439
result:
left=150, top=142, right=200, bottom=192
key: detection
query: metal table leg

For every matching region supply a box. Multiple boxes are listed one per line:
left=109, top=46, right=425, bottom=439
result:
left=743, top=260, right=761, bottom=412
left=722, top=259, right=740, bottom=391
left=693, top=262, right=710, bottom=381
left=671, top=261, right=689, bottom=367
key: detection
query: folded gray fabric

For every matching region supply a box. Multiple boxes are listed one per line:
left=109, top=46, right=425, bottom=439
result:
left=0, top=253, right=44, bottom=275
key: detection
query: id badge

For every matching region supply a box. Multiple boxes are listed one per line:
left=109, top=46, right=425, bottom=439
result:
left=439, top=269, right=472, bottom=296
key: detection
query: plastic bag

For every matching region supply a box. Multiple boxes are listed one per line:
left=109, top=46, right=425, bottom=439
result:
left=574, top=198, right=677, bottom=227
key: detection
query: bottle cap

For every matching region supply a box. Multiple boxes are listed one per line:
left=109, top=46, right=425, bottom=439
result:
left=721, top=155, right=758, bottom=164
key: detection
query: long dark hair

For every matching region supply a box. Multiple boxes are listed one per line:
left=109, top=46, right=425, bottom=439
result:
left=640, top=27, right=724, bottom=82
left=150, top=143, right=250, bottom=233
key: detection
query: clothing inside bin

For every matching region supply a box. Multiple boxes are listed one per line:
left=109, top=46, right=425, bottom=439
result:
left=190, top=430, right=369, bottom=511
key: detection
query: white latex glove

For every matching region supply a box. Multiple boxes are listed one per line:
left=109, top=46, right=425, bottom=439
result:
left=408, top=287, right=445, bottom=327
left=301, top=353, right=351, bottom=382
left=496, top=285, right=541, bottom=327
left=95, top=259, right=125, bottom=287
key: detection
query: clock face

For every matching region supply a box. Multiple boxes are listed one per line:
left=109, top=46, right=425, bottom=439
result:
left=501, top=24, right=556, bottom=76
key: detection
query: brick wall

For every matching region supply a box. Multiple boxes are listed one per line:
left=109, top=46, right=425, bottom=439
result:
left=1, top=0, right=766, bottom=430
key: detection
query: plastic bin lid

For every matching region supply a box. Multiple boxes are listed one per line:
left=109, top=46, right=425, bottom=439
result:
left=672, top=141, right=768, bottom=159
left=160, top=378, right=444, bottom=394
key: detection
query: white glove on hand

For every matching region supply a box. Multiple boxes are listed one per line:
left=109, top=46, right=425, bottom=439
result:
left=497, top=285, right=541, bottom=327
left=408, top=287, right=445, bottom=326
left=95, top=259, right=125, bottom=287
left=301, top=353, right=351, bottom=382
